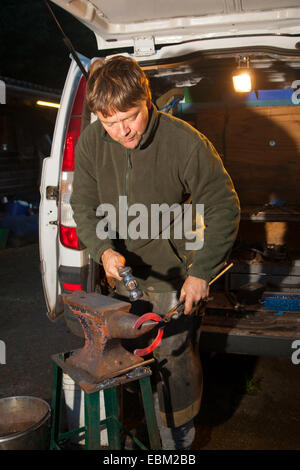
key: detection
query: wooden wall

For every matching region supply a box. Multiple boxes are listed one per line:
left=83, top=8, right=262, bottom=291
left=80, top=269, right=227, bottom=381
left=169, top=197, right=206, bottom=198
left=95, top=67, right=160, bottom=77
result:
left=196, top=106, right=300, bottom=207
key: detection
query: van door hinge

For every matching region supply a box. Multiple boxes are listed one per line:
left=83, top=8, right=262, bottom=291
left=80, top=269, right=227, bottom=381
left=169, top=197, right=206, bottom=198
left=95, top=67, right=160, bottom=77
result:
left=134, top=36, right=155, bottom=57
left=46, top=186, right=59, bottom=201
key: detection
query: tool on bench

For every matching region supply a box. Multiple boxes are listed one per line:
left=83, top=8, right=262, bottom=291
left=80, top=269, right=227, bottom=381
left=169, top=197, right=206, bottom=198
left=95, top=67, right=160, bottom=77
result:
left=133, top=262, right=234, bottom=356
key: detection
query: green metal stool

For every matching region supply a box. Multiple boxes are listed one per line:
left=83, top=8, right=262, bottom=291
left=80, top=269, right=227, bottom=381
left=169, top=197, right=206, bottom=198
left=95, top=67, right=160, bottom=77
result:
left=50, top=353, right=161, bottom=450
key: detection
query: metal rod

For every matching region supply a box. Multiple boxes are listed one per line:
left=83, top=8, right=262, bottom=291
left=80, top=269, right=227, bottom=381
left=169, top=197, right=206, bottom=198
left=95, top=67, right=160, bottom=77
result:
left=209, top=262, right=234, bottom=286
left=112, top=358, right=155, bottom=377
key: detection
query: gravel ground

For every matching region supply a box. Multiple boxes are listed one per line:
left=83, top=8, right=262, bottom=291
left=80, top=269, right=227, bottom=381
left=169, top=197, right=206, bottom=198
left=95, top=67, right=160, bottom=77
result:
left=0, top=243, right=299, bottom=450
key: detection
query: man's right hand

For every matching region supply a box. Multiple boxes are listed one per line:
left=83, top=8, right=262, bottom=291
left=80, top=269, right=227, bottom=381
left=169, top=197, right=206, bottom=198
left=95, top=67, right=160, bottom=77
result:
left=101, top=249, right=126, bottom=285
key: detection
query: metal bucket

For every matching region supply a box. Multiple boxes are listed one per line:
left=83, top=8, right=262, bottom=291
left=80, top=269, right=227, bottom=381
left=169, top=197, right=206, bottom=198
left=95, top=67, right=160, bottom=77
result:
left=0, top=396, right=51, bottom=450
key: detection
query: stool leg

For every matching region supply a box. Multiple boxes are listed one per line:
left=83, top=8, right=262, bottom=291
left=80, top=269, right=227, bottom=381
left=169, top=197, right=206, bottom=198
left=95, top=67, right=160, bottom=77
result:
left=103, top=387, right=121, bottom=450
left=84, top=392, right=101, bottom=450
left=50, top=361, right=63, bottom=450
left=139, top=377, right=161, bottom=450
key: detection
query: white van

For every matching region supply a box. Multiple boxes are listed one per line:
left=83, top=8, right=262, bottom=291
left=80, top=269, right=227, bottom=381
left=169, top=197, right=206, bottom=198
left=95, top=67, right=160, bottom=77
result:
left=39, top=0, right=300, bottom=356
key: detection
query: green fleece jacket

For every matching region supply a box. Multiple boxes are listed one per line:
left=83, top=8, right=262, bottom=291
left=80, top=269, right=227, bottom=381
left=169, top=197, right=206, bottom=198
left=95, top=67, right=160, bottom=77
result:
left=71, top=105, right=240, bottom=292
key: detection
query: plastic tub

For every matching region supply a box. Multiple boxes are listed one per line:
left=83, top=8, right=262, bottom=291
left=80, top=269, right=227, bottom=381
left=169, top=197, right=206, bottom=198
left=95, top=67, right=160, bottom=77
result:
left=0, top=396, right=51, bottom=450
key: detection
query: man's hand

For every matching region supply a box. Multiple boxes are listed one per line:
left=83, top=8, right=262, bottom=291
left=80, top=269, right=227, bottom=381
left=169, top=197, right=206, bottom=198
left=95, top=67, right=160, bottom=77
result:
left=179, top=276, right=209, bottom=314
left=101, top=248, right=126, bottom=287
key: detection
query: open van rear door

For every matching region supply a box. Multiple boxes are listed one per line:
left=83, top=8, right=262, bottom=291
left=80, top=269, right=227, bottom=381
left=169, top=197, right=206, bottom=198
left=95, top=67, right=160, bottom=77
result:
left=50, top=0, right=300, bottom=55
left=39, top=54, right=90, bottom=321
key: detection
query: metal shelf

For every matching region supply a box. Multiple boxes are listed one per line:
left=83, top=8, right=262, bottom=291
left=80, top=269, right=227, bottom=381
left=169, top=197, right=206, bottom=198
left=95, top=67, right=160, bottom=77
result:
left=241, top=206, right=300, bottom=222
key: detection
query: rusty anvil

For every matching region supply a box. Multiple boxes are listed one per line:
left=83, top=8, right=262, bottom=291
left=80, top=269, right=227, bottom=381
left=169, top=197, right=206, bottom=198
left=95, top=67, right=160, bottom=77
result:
left=56, top=291, right=156, bottom=392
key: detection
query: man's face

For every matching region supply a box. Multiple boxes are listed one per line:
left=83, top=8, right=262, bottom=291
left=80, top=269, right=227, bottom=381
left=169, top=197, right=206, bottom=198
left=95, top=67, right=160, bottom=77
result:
left=97, top=101, right=149, bottom=150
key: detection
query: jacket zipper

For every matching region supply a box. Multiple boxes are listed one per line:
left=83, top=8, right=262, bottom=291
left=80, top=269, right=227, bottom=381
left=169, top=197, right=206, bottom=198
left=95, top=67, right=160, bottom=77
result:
left=125, top=150, right=132, bottom=249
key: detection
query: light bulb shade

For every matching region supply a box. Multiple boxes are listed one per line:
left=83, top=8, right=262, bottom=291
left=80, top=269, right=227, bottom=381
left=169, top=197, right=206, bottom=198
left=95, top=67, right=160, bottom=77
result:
left=232, top=72, right=252, bottom=93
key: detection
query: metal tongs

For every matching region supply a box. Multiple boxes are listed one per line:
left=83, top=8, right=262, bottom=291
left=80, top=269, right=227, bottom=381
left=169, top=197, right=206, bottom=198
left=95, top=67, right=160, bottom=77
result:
left=133, top=262, right=234, bottom=356
left=162, top=262, right=234, bottom=323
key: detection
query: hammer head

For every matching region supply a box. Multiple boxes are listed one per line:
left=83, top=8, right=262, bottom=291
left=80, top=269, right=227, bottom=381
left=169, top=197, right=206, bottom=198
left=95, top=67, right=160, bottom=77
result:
left=119, top=266, right=143, bottom=301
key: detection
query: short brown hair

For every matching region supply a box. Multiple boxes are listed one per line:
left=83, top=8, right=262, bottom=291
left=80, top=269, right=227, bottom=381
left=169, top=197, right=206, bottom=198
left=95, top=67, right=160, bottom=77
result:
left=86, top=55, right=151, bottom=116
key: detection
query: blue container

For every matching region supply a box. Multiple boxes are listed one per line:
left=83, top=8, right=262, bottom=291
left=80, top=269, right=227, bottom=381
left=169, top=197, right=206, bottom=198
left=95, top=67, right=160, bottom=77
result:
left=263, top=293, right=300, bottom=312
left=6, top=201, right=28, bottom=216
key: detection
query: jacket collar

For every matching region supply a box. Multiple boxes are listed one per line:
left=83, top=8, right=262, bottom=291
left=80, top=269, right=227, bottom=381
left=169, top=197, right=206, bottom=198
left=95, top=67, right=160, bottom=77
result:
left=137, top=104, right=159, bottom=150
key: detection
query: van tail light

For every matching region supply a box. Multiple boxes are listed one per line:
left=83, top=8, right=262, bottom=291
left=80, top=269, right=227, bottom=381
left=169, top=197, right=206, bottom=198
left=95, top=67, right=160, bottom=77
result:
left=63, top=283, right=82, bottom=291
left=59, top=76, right=86, bottom=249
left=61, top=117, right=81, bottom=172
left=59, top=225, right=80, bottom=250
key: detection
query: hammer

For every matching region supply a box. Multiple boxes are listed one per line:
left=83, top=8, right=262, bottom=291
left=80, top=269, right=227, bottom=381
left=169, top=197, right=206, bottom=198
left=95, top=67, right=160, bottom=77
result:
left=119, top=266, right=143, bottom=301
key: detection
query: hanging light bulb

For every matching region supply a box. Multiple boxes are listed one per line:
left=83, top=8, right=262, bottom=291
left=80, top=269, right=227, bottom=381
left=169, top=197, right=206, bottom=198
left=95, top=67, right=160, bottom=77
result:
left=233, top=56, right=252, bottom=93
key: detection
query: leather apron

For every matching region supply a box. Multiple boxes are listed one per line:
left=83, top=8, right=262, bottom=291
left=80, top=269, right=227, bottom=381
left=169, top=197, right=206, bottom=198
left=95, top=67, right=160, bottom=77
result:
left=115, top=282, right=204, bottom=428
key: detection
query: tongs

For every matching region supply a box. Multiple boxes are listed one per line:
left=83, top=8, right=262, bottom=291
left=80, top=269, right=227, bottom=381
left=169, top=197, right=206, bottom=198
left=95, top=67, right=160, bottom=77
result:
left=133, top=262, right=233, bottom=356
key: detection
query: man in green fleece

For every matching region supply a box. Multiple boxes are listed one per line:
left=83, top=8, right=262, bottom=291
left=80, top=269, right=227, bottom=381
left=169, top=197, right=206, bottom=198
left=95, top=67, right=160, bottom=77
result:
left=71, top=55, right=240, bottom=450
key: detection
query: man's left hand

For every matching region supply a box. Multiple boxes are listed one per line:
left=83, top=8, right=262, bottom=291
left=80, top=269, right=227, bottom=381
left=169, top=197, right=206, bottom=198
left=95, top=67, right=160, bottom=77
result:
left=179, top=276, right=209, bottom=314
